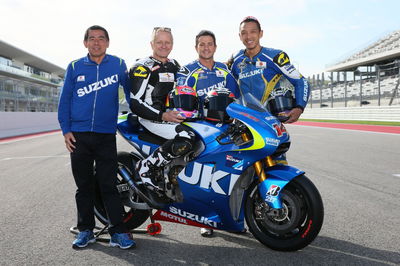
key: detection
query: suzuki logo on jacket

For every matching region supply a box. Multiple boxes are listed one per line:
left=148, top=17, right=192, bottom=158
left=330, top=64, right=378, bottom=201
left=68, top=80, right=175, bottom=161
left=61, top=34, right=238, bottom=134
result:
left=77, top=74, right=119, bottom=97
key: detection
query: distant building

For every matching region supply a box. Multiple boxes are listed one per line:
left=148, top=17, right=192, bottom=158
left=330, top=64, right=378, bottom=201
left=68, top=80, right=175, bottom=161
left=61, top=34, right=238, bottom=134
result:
left=309, top=30, right=400, bottom=108
left=326, top=29, right=400, bottom=72
left=0, top=40, right=65, bottom=112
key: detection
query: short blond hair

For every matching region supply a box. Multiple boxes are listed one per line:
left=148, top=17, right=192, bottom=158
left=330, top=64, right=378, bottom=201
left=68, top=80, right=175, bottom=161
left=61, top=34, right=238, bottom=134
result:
left=151, top=27, right=173, bottom=43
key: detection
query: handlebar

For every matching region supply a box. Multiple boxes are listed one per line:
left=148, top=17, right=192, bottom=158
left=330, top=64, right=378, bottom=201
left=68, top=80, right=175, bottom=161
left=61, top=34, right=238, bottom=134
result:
left=216, top=121, right=247, bottom=145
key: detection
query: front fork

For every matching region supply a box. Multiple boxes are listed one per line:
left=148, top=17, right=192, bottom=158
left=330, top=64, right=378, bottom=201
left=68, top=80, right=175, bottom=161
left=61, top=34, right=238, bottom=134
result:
left=242, top=133, right=283, bottom=209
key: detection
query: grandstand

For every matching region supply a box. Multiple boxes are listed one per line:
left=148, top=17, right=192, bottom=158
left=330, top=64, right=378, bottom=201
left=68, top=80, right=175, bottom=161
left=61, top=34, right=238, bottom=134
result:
left=0, top=40, right=65, bottom=112
left=308, top=30, right=400, bottom=108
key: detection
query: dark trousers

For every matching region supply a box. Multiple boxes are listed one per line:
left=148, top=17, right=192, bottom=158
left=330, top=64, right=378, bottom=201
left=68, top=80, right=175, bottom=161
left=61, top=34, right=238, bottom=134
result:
left=70, top=132, right=126, bottom=235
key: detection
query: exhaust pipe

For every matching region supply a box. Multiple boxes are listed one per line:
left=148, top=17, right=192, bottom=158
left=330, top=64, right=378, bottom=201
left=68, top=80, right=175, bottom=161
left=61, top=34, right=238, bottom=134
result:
left=118, top=165, right=165, bottom=209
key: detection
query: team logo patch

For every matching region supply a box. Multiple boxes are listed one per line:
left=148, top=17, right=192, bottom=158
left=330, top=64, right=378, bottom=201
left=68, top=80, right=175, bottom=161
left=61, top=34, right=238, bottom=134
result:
left=216, top=70, right=225, bottom=77
left=198, top=73, right=208, bottom=80
left=225, top=155, right=243, bottom=170
left=159, top=72, right=174, bottom=82
left=77, top=75, right=85, bottom=82
left=256, top=61, right=267, bottom=69
left=133, top=66, right=149, bottom=78
left=274, top=52, right=290, bottom=67
left=238, top=61, right=246, bottom=71
left=267, top=185, right=281, bottom=196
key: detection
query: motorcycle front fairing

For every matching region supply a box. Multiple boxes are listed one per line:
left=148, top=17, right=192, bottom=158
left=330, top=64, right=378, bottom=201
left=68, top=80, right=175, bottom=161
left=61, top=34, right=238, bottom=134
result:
left=226, top=97, right=304, bottom=209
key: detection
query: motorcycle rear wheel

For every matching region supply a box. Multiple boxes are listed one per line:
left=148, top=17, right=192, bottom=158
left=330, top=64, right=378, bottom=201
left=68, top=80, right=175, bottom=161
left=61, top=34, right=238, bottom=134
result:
left=94, top=151, right=150, bottom=230
left=245, top=175, right=324, bottom=251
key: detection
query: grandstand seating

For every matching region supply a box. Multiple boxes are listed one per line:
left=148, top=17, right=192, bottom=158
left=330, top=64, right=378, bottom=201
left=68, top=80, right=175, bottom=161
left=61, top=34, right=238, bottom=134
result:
left=310, top=75, right=398, bottom=104
left=339, top=30, right=400, bottom=64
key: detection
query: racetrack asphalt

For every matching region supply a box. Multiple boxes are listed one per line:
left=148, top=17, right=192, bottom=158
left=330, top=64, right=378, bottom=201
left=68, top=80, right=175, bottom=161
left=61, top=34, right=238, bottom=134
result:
left=0, top=124, right=399, bottom=265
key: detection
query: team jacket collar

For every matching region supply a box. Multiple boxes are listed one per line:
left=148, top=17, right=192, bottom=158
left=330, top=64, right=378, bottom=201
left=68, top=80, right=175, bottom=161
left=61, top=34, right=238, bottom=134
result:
left=150, top=56, right=172, bottom=65
left=243, top=46, right=264, bottom=60
left=84, top=54, right=110, bottom=65
left=195, top=60, right=216, bottom=71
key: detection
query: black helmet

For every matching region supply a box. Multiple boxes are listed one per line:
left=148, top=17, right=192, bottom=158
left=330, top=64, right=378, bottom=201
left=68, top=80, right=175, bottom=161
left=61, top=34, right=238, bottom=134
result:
left=204, top=88, right=235, bottom=123
left=266, top=88, right=296, bottom=122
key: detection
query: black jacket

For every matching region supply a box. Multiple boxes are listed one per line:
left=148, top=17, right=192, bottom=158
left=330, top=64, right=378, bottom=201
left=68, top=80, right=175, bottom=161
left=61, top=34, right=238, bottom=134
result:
left=129, top=56, right=180, bottom=121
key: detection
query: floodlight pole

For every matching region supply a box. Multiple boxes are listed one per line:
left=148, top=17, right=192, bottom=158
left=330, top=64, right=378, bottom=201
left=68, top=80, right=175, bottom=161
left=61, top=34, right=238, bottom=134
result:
left=330, top=72, right=334, bottom=108
left=359, top=70, right=363, bottom=107
left=343, top=72, right=347, bottom=107
left=376, top=64, right=380, bottom=106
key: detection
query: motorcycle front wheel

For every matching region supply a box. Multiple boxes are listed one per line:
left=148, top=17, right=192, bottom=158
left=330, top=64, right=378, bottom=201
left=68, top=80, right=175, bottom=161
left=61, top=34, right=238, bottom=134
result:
left=94, top=151, right=150, bottom=230
left=245, top=175, right=324, bottom=251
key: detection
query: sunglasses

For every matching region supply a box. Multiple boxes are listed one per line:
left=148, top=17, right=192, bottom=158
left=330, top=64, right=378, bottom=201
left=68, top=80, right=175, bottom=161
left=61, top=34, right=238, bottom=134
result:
left=153, top=27, right=172, bottom=32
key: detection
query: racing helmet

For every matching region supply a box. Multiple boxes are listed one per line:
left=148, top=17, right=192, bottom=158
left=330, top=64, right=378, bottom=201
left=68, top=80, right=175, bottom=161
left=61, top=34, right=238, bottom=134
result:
left=204, top=88, right=235, bottom=123
left=266, top=88, right=296, bottom=122
left=167, top=85, right=199, bottom=120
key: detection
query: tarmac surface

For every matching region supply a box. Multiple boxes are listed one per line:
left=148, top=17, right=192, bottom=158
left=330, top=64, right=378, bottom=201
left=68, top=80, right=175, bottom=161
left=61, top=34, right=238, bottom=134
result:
left=0, top=124, right=399, bottom=265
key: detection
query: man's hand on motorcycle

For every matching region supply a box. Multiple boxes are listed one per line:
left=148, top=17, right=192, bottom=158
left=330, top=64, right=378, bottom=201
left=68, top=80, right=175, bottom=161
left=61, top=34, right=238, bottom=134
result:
left=284, top=107, right=303, bottom=124
left=162, top=110, right=186, bottom=123
left=64, top=132, right=76, bottom=153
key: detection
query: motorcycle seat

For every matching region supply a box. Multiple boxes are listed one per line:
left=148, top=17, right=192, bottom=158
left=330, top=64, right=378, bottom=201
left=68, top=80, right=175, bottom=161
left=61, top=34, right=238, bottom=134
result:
left=127, top=113, right=167, bottom=145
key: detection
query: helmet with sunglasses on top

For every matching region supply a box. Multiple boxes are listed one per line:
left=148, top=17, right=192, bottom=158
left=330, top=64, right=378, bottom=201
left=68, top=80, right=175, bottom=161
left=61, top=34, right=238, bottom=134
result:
left=166, top=85, right=199, bottom=120
left=204, top=88, right=235, bottom=123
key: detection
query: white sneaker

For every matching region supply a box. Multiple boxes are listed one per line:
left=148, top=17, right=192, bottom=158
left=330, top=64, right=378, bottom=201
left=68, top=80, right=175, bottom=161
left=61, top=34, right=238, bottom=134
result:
left=200, top=228, right=214, bottom=237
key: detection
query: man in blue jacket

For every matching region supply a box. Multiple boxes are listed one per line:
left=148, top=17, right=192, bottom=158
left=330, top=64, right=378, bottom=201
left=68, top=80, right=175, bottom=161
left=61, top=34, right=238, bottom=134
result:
left=177, top=30, right=240, bottom=237
left=58, top=25, right=135, bottom=249
left=176, top=30, right=239, bottom=109
left=229, top=16, right=310, bottom=165
left=230, top=16, right=309, bottom=124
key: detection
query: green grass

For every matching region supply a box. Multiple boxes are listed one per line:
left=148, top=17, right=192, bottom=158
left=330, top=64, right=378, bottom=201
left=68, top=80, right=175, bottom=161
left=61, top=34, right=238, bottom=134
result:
left=299, top=118, right=400, bottom=126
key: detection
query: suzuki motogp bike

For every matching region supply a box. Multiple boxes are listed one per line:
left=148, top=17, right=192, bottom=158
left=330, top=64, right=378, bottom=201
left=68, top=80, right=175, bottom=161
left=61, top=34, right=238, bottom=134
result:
left=93, top=93, right=324, bottom=251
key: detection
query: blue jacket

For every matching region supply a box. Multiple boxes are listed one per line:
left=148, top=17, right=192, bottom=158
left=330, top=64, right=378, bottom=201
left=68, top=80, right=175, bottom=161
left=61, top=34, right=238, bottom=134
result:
left=230, top=47, right=309, bottom=109
left=58, top=54, right=129, bottom=135
left=176, top=60, right=239, bottom=112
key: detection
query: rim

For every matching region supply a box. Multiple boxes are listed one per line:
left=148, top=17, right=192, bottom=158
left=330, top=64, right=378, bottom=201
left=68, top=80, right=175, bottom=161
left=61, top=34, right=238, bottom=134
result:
left=251, top=182, right=311, bottom=239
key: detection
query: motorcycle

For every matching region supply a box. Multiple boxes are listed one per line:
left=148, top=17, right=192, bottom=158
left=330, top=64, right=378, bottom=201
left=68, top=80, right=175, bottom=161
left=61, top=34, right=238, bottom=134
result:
left=93, top=93, right=324, bottom=251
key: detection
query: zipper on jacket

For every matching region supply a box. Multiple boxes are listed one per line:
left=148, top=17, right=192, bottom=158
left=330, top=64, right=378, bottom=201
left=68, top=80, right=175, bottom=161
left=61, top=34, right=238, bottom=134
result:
left=91, top=65, right=99, bottom=131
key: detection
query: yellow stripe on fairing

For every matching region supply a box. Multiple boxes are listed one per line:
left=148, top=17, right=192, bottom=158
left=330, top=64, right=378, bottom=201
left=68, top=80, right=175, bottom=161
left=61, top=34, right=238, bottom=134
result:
left=234, top=122, right=265, bottom=151
left=118, top=114, right=128, bottom=120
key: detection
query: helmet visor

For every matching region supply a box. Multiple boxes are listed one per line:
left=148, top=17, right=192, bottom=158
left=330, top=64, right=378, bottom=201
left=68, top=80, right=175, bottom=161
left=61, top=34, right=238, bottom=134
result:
left=207, top=95, right=233, bottom=111
left=173, top=94, right=198, bottom=111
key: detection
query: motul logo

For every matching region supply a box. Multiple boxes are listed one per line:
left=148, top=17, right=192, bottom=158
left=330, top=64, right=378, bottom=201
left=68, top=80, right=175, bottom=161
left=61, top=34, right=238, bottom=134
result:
left=77, top=74, right=118, bottom=97
left=169, top=206, right=217, bottom=228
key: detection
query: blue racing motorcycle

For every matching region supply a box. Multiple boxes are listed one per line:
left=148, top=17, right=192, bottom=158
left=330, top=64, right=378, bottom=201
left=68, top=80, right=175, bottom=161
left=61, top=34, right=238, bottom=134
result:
left=94, top=93, right=324, bottom=251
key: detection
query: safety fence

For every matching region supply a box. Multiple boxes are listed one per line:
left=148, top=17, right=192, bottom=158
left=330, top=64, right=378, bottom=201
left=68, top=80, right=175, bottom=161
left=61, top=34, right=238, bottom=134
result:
left=302, top=106, right=400, bottom=122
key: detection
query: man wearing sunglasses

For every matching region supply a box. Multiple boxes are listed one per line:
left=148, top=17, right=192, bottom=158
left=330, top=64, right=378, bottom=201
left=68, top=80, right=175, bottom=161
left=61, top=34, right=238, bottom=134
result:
left=129, top=27, right=197, bottom=192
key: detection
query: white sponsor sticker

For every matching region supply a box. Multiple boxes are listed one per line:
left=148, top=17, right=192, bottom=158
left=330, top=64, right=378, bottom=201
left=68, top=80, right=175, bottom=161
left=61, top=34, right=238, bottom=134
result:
left=216, top=70, right=225, bottom=77
left=256, top=61, right=267, bottom=68
left=159, top=72, right=175, bottom=82
left=77, top=75, right=85, bottom=82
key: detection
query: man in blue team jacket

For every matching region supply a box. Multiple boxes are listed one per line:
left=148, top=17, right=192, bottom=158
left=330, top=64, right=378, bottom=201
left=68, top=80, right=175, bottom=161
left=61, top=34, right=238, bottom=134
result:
left=229, top=16, right=310, bottom=124
left=58, top=25, right=135, bottom=249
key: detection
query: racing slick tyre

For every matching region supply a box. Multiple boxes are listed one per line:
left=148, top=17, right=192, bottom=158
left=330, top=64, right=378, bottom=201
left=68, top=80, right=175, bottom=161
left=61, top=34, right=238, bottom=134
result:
left=245, top=175, right=324, bottom=251
left=94, top=151, right=149, bottom=230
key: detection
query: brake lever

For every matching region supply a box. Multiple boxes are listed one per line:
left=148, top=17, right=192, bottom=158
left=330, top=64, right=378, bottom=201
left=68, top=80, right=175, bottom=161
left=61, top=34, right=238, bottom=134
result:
left=216, top=125, right=236, bottom=145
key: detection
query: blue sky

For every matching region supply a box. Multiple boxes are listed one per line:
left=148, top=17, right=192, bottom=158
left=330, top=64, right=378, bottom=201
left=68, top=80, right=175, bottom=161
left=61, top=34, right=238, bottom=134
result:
left=1, top=0, right=400, bottom=77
